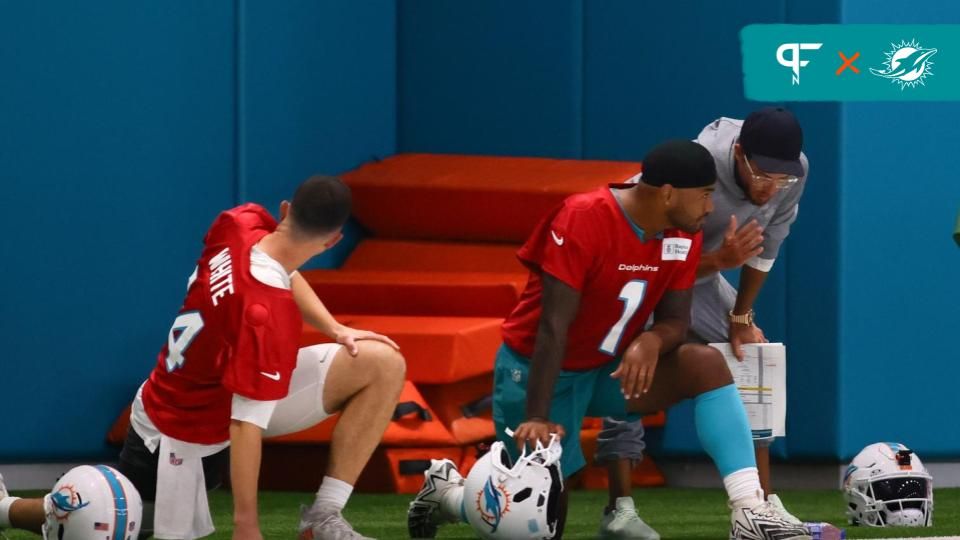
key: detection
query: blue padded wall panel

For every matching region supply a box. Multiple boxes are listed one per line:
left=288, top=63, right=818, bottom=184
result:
left=837, top=102, right=960, bottom=458
left=779, top=102, right=842, bottom=460
left=239, top=1, right=396, bottom=269
left=240, top=0, right=396, bottom=207
left=581, top=0, right=785, bottom=162
left=398, top=0, right=583, bottom=158
left=836, top=0, right=960, bottom=460
left=0, top=2, right=236, bottom=460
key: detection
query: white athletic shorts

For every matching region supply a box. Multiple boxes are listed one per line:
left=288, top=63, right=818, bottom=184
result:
left=138, top=343, right=341, bottom=539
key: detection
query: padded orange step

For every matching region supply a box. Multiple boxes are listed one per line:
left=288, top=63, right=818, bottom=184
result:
left=106, top=383, right=460, bottom=449
left=106, top=405, right=132, bottom=446
left=300, top=315, right=502, bottom=384
left=343, top=154, right=642, bottom=242
left=459, top=442, right=491, bottom=477
left=366, top=446, right=464, bottom=494
left=266, top=380, right=456, bottom=447
left=258, top=443, right=464, bottom=494
left=342, top=239, right=524, bottom=273
left=301, top=269, right=526, bottom=317
left=418, top=373, right=496, bottom=445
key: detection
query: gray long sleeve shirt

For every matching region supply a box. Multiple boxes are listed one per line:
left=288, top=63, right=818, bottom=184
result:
left=694, top=117, right=809, bottom=283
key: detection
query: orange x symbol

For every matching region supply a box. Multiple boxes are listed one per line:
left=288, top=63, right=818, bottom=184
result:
left=836, top=51, right=860, bottom=75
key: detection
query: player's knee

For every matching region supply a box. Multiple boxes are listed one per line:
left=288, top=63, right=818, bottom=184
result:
left=357, top=341, right=406, bottom=387
left=677, top=344, right=733, bottom=392
left=380, top=348, right=406, bottom=388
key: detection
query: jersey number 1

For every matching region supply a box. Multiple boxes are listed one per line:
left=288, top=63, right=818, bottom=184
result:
left=599, top=280, right=648, bottom=355
left=165, top=311, right=204, bottom=372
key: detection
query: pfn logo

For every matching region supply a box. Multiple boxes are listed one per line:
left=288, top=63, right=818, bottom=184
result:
left=776, top=42, right=823, bottom=85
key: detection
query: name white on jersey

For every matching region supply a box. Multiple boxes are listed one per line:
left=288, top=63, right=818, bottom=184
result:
left=208, top=247, right=235, bottom=306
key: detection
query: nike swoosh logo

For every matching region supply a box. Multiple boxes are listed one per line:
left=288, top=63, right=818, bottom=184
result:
left=260, top=371, right=281, bottom=381
left=550, top=230, right=565, bottom=246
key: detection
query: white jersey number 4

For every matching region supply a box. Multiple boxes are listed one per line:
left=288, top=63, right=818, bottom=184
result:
left=164, top=311, right=204, bottom=372
left=599, top=280, right=648, bottom=356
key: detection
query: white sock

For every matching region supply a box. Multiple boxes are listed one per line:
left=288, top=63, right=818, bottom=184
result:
left=314, top=476, right=353, bottom=512
left=0, top=496, right=22, bottom=528
left=439, top=485, right=465, bottom=522
left=724, top=467, right=764, bottom=508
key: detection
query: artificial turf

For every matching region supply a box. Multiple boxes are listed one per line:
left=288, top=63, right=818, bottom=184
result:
left=6, top=487, right=958, bottom=539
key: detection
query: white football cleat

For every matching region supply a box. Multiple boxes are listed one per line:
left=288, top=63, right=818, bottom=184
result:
left=730, top=499, right=811, bottom=540
left=298, top=504, right=373, bottom=540
left=407, top=459, right=464, bottom=538
left=767, top=494, right=803, bottom=526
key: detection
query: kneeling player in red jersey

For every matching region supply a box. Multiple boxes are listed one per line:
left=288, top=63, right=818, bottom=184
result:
left=408, top=141, right=812, bottom=540
left=0, top=176, right=405, bottom=540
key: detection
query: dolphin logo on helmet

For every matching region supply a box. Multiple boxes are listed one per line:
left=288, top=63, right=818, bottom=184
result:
left=463, top=429, right=564, bottom=539
left=42, top=465, right=144, bottom=540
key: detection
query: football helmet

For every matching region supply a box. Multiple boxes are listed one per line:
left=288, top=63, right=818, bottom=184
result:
left=42, top=465, right=143, bottom=540
left=462, top=433, right=564, bottom=539
left=843, top=442, right=933, bottom=527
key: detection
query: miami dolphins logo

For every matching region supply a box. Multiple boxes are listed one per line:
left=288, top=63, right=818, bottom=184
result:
left=49, top=485, right=89, bottom=521
left=870, top=39, right=937, bottom=89
left=474, top=477, right=510, bottom=532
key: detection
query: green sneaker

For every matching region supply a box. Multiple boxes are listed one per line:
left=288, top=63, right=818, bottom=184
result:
left=599, top=497, right=660, bottom=539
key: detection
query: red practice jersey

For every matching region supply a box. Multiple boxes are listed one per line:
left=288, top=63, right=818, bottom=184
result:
left=142, top=204, right=303, bottom=444
left=501, top=185, right=701, bottom=371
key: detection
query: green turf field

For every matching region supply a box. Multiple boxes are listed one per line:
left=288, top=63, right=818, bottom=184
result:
left=6, top=488, right=958, bottom=539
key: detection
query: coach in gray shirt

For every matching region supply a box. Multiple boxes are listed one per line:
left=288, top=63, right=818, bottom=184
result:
left=597, top=108, right=808, bottom=539
left=688, top=107, right=807, bottom=348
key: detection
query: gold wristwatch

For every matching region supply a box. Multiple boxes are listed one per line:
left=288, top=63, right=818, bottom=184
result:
left=728, top=309, right=755, bottom=326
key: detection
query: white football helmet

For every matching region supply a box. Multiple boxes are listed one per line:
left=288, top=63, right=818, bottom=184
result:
left=42, top=465, right=143, bottom=540
left=843, top=442, right=933, bottom=527
left=463, top=433, right=564, bottom=539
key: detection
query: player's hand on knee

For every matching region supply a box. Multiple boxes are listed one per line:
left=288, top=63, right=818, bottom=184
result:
left=334, top=325, right=401, bottom=356
left=612, top=333, right=661, bottom=398
left=513, top=419, right=565, bottom=451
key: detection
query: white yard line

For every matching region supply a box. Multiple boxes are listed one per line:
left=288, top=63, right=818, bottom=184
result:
left=870, top=537, right=960, bottom=539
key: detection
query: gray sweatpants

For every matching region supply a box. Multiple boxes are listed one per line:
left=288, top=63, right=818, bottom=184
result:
left=595, top=275, right=751, bottom=463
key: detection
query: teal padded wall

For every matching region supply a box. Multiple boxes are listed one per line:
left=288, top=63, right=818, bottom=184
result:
left=0, top=1, right=396, bottom=460
left=836, top=1, right=960, bottom=459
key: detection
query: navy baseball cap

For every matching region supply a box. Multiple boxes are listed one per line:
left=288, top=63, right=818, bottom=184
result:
left=641, top=140, right=717, bottom=188
left=739, top=107, right=804, bottom=177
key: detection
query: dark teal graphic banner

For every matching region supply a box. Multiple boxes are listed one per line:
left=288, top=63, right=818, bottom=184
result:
left=742, top=25, right=958, bottom=101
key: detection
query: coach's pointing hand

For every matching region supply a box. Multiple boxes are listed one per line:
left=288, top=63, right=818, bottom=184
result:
left=715, top=216, right=764, bottom=270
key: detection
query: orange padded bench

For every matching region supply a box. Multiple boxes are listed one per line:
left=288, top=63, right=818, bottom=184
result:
left=300, top=315, right=502, bottom=384
left=267, top=381, right=457, bottom=447
left=343, top=154, right=643, bottom=242
left=341, top=239, right=525, bottom=273
left=302, top=269, right=526, bottom=318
